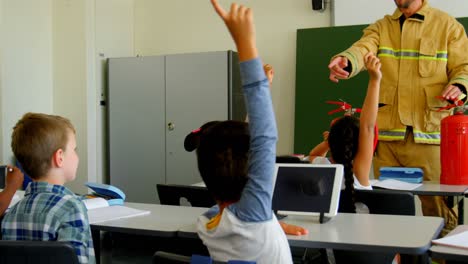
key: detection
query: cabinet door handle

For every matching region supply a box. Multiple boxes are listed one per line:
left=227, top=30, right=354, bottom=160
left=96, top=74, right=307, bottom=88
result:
left=168, top=122, right=175, bottom=131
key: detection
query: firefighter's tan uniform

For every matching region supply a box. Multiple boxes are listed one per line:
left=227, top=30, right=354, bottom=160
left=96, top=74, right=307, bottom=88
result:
left=335, top=0, right=468, bottom=235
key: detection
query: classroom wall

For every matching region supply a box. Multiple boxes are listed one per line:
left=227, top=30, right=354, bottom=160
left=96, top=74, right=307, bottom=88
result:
left=133, top=0, right=331, bottom=154
left=0, top=0, right=54, bottom=163
left=52, top=0, right=88, bottom=193
left=0, top=0, right=133, bottom=193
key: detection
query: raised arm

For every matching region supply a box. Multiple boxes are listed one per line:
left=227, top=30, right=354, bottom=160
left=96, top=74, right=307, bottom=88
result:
left=0, top=166, right=23, bottom=215
left=308, top=131, right=330, bottom=161
left=211, top=0, right=277, bottom=221
left=353, top=52, right=381, bottom=186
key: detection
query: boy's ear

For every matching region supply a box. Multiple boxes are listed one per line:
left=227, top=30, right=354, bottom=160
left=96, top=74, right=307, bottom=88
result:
left=52, top=148, right=65, bottom=168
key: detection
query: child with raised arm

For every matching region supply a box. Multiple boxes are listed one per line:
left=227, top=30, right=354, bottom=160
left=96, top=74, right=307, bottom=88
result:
left=183, top=1, right=293, bottom=262
left=309, top=52, right=381, bottom=213
left=2, top=113, right=95, bottom=264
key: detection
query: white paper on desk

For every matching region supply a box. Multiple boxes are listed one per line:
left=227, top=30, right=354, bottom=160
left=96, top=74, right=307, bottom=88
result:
left=87, top=205, right=150, bottom=224
left=83, top=197, right=109, bottom=210
left=372, top=179, right=422, bottom=190
left=432, top=231, right=468, bottom=250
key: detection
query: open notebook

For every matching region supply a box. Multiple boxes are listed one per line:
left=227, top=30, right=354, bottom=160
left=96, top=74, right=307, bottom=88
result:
left=371, top=179, right=422, bottom=191
left=432, top=230, right=468, bottom=250
left=86, top=203, right=150, bottom=224
left=7, top=191, right=149, bottom=224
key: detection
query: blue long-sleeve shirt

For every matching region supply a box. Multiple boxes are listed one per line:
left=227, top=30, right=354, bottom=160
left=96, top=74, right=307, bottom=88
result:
left=197, top=58, right=292, bottom=264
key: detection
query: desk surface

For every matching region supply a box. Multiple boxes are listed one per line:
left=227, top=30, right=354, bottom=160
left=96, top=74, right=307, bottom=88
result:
left=90, top=203, right=207, bottom=237
left=177, top=211, right=443, bottom=255
left=284, top=214, right=443, bottom=254
left=411, top=182, right=468, bottom=196
left=430, top=225, right=468, bottom=262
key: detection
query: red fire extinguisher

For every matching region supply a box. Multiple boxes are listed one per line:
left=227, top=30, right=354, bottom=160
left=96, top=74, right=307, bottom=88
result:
left=440, top=102, right=468, bottom=185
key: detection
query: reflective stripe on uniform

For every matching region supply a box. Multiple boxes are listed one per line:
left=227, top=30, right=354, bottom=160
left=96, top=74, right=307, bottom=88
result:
left=379, top=129, right=440, bottom=143
left=378, top=47, right=448, bottom=61
left=378, top=129, right=406, bottom=140
left=413, top=130, right=440, bottom=144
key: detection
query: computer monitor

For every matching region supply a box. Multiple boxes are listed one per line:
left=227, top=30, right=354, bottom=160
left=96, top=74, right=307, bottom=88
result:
left=272, top=163, right=343, bottom=218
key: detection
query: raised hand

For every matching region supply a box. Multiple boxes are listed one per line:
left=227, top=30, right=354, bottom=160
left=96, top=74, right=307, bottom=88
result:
left=211, top=0, right=258, bottom=62
left=364, top=52, right=382, bottom=81
left=263, top=64, right=274, bottom=87
left=5, top=166, right=24, bottom=191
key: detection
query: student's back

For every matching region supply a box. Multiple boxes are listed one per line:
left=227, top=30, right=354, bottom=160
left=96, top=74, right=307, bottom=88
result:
left=183, top=1, right=292, bottom=263
left=1, top=113, right=95, bottom=264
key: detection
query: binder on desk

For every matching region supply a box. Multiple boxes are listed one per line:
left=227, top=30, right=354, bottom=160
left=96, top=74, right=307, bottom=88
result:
left=83, top=182, right=150, bottom=223
left=379, top=167, right=423, bottom=183
left=84, top=182, right=125, bottom=207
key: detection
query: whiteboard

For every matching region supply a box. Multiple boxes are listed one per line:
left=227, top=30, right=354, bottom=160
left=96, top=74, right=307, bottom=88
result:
left=332, top=0, right=468, bottom=26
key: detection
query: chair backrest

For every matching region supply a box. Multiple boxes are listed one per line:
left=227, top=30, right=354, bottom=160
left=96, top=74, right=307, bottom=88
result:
left=153, top=251, right=255, bottom=264
left=276, top=155, right=304, bottom=163
left=354, top=189, right=416, bottom=216
left=334, top=189, right=415, bottom=264
left=0, top=240, right=79, bottom=264
left=156, top=184, right=216, bottom=208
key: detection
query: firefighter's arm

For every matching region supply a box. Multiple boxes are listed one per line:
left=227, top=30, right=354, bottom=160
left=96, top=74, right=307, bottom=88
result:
left=331, top=22, right=381, bottom=79
left=446, top=21, right=468, bottom=102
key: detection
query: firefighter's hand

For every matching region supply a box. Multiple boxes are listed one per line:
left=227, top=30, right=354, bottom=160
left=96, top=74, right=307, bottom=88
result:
left=442, top=85, right=466, bottom=101
left=328, top=56, right=349, bottom=83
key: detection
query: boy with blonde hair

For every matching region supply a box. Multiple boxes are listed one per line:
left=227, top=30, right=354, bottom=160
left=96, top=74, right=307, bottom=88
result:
left=2, top=112, right=95, bottom=264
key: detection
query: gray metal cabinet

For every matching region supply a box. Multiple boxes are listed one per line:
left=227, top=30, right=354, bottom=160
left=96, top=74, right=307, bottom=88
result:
left=108, top=51, right=244, bottom=203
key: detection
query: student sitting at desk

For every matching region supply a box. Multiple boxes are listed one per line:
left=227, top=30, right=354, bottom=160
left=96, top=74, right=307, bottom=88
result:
left=309, top=52, right=381, bottom=213
left=183, top=1, right=293, bottom=262
left=0, top=166, right=23, bottom=215
left=2, top=113, right=95, bottom=264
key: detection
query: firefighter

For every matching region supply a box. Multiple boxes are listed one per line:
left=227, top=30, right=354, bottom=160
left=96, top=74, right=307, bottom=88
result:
left=328, top=0, right=468, bottom=236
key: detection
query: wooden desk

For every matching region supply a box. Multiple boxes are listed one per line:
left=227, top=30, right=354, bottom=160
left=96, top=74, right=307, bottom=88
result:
left=430, top=225, right=468, bottom=262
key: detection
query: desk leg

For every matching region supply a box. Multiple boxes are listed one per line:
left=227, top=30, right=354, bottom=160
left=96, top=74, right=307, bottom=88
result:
left=92, top=229, right=101, bottom=264
left=458, top=198, right=464, bottom=225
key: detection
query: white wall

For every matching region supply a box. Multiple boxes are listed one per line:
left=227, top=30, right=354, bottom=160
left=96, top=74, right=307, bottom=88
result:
left=134, top=0, right=331, bottom=154
left=52, top=0, right=88, bottom=193
left=1, top=0, right=54, bottom=163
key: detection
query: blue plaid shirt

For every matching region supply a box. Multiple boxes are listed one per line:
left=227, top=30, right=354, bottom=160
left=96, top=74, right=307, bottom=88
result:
left=2, top=182, right=95, bottom=264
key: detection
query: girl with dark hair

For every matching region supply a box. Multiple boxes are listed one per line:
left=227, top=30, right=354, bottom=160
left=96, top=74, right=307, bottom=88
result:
left=183, top=1, right=295, bottom=263
left=309, top=52, right=382, bottom=213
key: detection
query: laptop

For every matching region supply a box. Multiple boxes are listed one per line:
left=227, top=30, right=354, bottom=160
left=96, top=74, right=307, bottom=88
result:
left=272, top=163, right=343, bottom=218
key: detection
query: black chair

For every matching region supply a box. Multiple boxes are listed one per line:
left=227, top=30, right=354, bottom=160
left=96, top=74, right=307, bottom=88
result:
left=334, top=189, right=416, bottom=264
left=153, top=251, right=253, bottom=264
left=276, top=155, right=305, bottom=163
left=0, top=240, right=79, bottom=264
left=156, top=184, right=216, bottom=208
left=355, top=189, right=416, bottom=216
left=153, top=251, right=191, bottom=264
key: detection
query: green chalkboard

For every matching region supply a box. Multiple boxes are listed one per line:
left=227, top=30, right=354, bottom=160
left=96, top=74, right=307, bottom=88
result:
left=294, top=17, right=468, bottom=155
